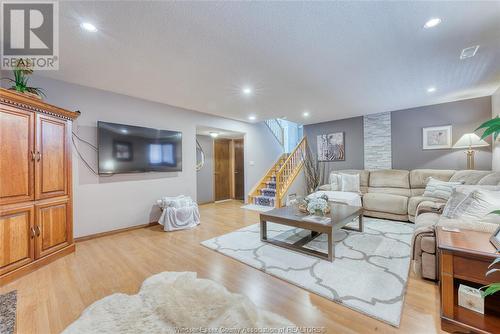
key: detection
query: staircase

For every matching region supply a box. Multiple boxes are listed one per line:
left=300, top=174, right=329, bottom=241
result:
left=248, top=137, right=307, bottom=208
left=264, top=119, right=284, bottom=147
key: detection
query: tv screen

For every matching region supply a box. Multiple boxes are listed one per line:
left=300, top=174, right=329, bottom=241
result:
left=98, top=121, right=182, bottom=174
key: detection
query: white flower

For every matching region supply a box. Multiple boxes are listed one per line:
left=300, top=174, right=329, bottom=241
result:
left=307, top=198, right=328, bottom=215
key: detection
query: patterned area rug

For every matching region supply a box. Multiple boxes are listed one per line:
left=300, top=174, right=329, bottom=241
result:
left=240, top=204, right=274, bottom=212
left=0, top=291, right=17, bottom=334
left=202, top=218, right=414, bottom=327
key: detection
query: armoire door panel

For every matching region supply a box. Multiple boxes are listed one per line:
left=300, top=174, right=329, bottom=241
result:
left=35, top=114, right=69, bottom=199
left=0, top=204, right=35, bottom=275
left=0, top=107, right=34, bottom=205
left=35, top=198, right=70, bottom=258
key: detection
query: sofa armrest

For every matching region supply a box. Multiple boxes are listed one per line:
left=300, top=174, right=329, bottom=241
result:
left=416, top=201, right=445, bottom=217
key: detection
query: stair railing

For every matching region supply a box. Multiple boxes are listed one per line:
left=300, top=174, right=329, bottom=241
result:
left=247, top=153, right=287, bottom=203
left=275, top=137, right=307, bottom=207
left=264, top=119, right=284, bottom=147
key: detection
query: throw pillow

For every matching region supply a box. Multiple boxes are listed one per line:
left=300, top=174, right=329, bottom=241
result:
left=340, top=173, right=360, bottom=193
left=452, top=189, right=500, bottom=221
left=423, top=177, right=463, bottom=200
left=443, top=185, right=500, bottom=218
left=329, top=173, right=341, bottom=191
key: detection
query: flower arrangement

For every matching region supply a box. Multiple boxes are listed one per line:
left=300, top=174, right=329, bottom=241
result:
left=307, top=198, right=329, bottom=216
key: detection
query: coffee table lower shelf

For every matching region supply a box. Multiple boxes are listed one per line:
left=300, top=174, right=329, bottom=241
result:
left=259, top=204, right=363, bottom=262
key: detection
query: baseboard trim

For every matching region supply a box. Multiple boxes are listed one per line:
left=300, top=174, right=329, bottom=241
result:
left=75, top=222, right=158, bottom=242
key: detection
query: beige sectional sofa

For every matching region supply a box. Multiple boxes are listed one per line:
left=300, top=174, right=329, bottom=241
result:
left=318, top=168, right=500, bottom=280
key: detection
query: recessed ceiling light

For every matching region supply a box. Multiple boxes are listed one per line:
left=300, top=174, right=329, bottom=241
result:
left=460, top=45, right=479, bottom=59
left=427, top=86, right=436, bottom=93
left=80, top=22, right=98, bottom=32
left=209, top=132, right=219, bottom=138
left=248, top=115, right=256, bottom=121
left=120, top=128, right=128, bottom=134
left=302, top=111, right=310, bottom=117
left=423, top=18, right=441, bottom=29
left=242, top=87, right=253, bottom=96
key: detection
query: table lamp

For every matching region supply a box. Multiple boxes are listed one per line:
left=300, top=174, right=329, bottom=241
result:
left=453, top=133, right=489, bottom=169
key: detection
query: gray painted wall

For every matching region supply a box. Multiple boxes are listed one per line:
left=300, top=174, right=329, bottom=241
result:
left=303, top=96, right=492, bottom=172
left=392, top=96, right=492, bottom=170
left=196, top=135, right=214, bottom=204
left=12, top=75, right=283, bottom=237
left=303, top=116, right=364, bottom=182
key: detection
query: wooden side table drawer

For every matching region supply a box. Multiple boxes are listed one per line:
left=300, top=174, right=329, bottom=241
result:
left=454, top=255, right=500, bottom=284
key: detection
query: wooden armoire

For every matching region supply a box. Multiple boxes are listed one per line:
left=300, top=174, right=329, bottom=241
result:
left=0, top=88, right=79, bottom=284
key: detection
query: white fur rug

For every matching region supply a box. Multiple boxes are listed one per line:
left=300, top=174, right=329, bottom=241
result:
left=63, top=272, right=294, bottom=333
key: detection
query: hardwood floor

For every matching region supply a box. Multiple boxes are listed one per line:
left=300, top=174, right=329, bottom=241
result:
left=0, top=200, right=443, bottom=333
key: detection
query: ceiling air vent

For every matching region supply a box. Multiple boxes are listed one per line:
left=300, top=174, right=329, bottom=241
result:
left=460, top=45, right=479, bottom=59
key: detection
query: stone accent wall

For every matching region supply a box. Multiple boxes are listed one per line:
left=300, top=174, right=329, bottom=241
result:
left=363, top=112, right=392, bottom=170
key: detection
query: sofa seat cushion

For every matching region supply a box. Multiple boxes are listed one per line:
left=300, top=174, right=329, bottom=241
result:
left=408, top=196, right=446, bottom=216
left=363, top=193, right=408, bottom=215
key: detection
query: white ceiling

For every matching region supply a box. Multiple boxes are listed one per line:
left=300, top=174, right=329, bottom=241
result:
left=196, top=125, right=244, bottom=139
left=39, top=1, right=500, bottom=124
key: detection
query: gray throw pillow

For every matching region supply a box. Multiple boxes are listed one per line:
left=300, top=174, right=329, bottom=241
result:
left=423, top=177, right=463, bottom=200
left=443, top=185, right=500, bottom=218
left=452, top=189, right=500, bottom=221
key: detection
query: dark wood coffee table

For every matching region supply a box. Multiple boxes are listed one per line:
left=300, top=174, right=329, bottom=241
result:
left=259, top=203, right=363, bottom=261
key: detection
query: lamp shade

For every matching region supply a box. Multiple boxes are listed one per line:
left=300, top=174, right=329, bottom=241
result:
left=453, top=133, right=489, bottom=149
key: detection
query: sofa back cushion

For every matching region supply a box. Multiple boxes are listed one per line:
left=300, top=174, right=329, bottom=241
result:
left=477, top=172, right=500, bottom=185
left=367, top=170, right=410, bottom=197
left=369, top=169, right=409, bottom=188
left=449, top=170, right=492, bottom=185
left=409, top=169, right=455, bottom=189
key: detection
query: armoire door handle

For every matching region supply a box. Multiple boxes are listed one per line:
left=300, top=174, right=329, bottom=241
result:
left=35, top=225, right=41, bottom=237
left=30, top=227, right=36, bottom=239
left=36, top=151, right=41, bottom=161
left=30, top=151, right=36, bottom=161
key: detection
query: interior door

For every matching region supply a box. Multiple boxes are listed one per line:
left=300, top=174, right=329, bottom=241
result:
left=233, top=139, right=244, bottom=200
left=35, top=198, right=71, bottom=259
left=214, top=139, right=231, bottom=201
left=0, top=204, right=35, bottom=275
left=35, top=114, right=69, bottom=200
left=0, top=107, right=34, bottom=205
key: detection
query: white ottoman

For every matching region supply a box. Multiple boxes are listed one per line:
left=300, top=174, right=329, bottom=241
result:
left=307, top=191, right=362, bottom=207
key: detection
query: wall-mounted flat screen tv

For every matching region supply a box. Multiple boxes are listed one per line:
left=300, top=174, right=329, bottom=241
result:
left=98, top=121, right=182, bottom=174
